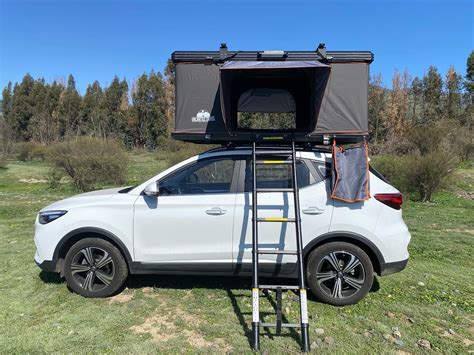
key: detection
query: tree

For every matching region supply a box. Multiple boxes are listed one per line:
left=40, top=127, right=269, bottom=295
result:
left=103, top=77, right=129, bottom=140
left=464, top=51, right=474, bottom=129
left=382, top=70, right=411, bottom=139
left=130, top=71, right=168, bottom=148
left=28, top=78, right=49, bottom=143
left=2, top=82, right=13, bottom=123
left=59, top=75, right=82, bottom=137
left=81, top=81, right=106, bottom=137
left=444, top=66, right=463, bottom=122
left=409, top=76, right=423, bottom=123
left=466, top=50, right=474, bottom=95
left=164, top=59, right=176, bottom=133
left=9, top=74, right=35, bottom=140
left=422, top=66, right=443, bottom=122
left=368, top=74, right=386, bottom=143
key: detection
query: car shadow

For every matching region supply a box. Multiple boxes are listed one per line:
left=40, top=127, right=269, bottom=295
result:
left=39, top=271, right=64, bottom=284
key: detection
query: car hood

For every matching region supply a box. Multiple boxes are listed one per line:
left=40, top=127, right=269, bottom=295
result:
left=40, top=187, right=126, bottom=212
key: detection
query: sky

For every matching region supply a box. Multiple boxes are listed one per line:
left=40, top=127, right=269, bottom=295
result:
left=1, top=0, right=473, bottom=94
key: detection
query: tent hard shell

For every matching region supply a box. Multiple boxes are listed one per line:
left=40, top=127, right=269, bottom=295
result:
left=171, top=47, right=374, bottom=144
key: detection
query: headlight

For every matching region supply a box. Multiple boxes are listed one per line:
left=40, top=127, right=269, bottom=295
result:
left=38, top=210, right=67, bottom=224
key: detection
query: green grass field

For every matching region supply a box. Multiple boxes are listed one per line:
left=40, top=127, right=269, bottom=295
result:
left=0, top=152, right=473, bottom=353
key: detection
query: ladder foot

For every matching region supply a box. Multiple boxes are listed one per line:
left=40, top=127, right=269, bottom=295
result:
left=252, top=322, right=259, bottom=351
left=301, top=323, right=310, bottom=352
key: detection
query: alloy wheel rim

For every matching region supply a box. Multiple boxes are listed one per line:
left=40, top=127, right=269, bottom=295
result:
left=315, top=251, right=365, bottom=299
left=70, top=247, right=115, bottom=292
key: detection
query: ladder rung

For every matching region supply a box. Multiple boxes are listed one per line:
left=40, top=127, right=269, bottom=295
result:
left=260, top=322, right=301, bottom=328
left=255, top=150, right=292, bottom=155
left=257, top=217, right=296, bottom=223
left=259, top=285, right=299, bottom=290
left=257, top=250, right=298, bottom=255
left=256, top=188, right=293, bottom=193
left=255, top=160, right=293, bottom=165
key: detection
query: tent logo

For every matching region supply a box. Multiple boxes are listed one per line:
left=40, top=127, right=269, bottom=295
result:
left=192, top=110, right=215, bottom=122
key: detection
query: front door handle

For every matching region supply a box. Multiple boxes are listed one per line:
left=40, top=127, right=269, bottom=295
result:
left=205, top=207, right=227, bottom=216
left=302, top=207, right=324, bottom=215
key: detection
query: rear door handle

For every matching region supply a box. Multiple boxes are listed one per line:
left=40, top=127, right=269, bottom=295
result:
left=302, top=207, right=324, bottom=215
left=205, top=207, right=227, bottom=216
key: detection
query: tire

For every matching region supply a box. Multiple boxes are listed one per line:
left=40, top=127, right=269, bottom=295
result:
left=306, top=242, right=373, bottom=306
left=64, top=238, right=128, bottom=298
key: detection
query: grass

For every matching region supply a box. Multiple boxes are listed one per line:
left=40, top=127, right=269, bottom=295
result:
left=0, top=152, right=473, bottom=353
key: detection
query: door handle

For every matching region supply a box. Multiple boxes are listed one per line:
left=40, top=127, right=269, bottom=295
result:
left=302, top=207, right=324, bottom=215
left=205, top=207, right=227, bottom=215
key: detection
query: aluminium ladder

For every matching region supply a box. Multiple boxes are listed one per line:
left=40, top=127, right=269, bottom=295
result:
left=251, top=141, right=310, bottom=352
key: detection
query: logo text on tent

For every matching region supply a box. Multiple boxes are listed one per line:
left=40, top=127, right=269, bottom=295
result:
left=192, top=110, right=215, bottom=122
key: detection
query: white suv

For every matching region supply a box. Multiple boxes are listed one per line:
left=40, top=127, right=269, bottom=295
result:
left=34, top=147, right=410, bottom=305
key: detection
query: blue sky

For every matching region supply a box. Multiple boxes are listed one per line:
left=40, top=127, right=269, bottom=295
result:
left=1, top=0, right=472, bottom=93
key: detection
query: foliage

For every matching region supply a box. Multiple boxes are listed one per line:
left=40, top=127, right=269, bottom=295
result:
left=0, top=117, right=13, bottom=168
left=129, top=72, right=168, bottom=149
left=405, top=152, right=457, bottom=202
left=157, top=137, right=215, bottom=167
left=48, top=137, right=129, bottom=191
left=14, top=141, right=48, bottom=161
left=238, top=112, right=295, bottom=130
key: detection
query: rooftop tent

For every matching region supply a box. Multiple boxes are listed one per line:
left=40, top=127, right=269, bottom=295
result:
left=172, top=49, right=373, bottom=143
left=219, top=61, right=330, bottom=132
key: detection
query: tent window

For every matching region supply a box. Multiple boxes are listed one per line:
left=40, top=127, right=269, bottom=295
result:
left=238, top=112, right=296, bottom=130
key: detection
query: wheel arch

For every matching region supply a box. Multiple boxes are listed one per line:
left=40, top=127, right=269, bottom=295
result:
left=303, top=231, right=385, bottom=275
left=53, top=227, right=133, bottom=275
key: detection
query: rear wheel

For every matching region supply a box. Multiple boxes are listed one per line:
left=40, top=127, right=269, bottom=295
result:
left=64, top=238, right=128, bottom=298
left=306, top=242, right=373, bottom=306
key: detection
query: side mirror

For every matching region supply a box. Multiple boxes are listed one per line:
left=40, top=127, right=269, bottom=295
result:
left=144, top=182, right=159, bottom=196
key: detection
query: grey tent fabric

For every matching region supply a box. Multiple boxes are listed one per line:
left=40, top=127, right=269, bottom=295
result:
left=237, top=88, right=295, bottom=113
left=316, top=63, right=369, bottom=134
left=173, top=58, right=370, bottom=138
left=174, top=63, right=225, bottom=133
left=331, top=142, right=370, bottom=202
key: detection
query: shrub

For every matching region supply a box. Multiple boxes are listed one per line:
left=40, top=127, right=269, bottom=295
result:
left=371, top=153, right=457, bottom=202
left=157, top=137, right=215, bottom=167
left=15, top=141, right=48, bottom=161
left=370, top=155, right=410, bottom=192
left=48, top=137, right=129, bottom=191
left=47, top=168, right=63, bottom=189
left=405, top=153, right=457, bottom=202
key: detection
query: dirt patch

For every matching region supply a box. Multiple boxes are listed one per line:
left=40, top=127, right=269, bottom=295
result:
left=130, top=313, right=176, bottom=342
left=19, top=178, right=48, bottom=184
left=130, top=308, right=232, bottom=352
left=108, top=293, right=134, bottom=304
left=445, top=229, right=474, bottom=236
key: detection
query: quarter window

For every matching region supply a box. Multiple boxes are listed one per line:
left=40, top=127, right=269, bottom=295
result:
left=244, top=159, right=313, bottom=191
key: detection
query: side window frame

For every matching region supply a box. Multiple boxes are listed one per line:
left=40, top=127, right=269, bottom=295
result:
left=156, top=155, right=243, bottom=196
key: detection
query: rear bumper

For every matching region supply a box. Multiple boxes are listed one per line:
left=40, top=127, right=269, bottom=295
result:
left=379, top=259, right=408, bottom=276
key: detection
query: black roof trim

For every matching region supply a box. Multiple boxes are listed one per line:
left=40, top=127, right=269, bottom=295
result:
left=172, top=50, right=374, bottom=64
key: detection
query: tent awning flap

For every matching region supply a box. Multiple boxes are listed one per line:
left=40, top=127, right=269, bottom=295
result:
left=238, top=88, right=295, bottom=113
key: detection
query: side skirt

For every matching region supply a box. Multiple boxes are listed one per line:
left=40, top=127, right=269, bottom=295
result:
left=130, top=262, right=298, bottom=278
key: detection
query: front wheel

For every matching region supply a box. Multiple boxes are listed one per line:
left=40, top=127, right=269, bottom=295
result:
left=64, top=238, right=128, bottom=298
left=306, top=242, right=374, bottom=306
